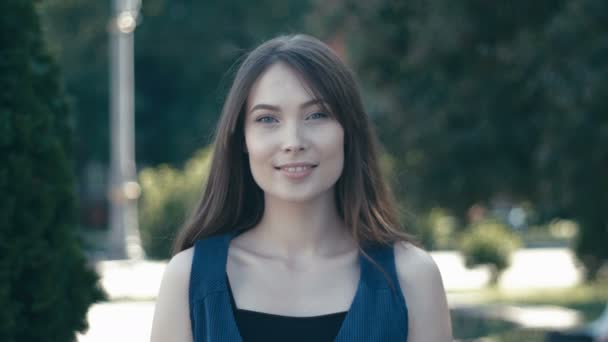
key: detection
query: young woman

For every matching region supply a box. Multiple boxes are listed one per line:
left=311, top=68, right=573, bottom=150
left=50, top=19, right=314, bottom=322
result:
left=150, top=34, right=452, bottom=342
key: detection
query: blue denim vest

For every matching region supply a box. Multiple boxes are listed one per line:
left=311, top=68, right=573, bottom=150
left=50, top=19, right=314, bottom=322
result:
left=189, top=231, right=409, bottom=341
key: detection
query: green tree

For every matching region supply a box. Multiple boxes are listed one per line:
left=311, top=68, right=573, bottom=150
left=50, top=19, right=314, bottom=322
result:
left=0, top=1, right=104, bottom=341
left=324, top=0, right=608, bottom=278
left=533, top=1, right=608, bottom=278
left=38, top=0, right=111, bottom=168
left=460, top=221, right=521, bottom=285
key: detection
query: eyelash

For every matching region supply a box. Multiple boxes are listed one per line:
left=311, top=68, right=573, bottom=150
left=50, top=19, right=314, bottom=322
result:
left=308, top=112, right=329, bottom=120
left=255, top=116, right=278, bottom=124
left=254, top=112, right=329, bottom=123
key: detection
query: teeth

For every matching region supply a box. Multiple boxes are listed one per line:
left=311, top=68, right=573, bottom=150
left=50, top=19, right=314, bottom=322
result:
left=283, top=166, right=310, bottom=172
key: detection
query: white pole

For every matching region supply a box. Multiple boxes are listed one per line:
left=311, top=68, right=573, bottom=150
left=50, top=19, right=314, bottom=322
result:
left=108, top=0, right=144, bottom=260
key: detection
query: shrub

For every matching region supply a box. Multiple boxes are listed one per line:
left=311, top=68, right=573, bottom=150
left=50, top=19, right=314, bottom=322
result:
left=459, top=220, right=521, bottom=284
left=415, top=208, right=458, bottom=250
left=138, top=147, right=212, bottom=259
left=0, top=1, right=104, bottom=340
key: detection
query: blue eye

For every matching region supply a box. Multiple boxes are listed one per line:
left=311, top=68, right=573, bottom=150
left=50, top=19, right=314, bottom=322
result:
left=255, top=116, right=278, bottom=124
left=307, top=112, right=328, bottom=120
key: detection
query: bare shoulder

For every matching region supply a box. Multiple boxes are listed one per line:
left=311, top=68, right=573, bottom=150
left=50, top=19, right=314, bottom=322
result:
left=394, top=241, right=442, bottom=284
left=393, top=241, right=453, bottom=342
left=150, top=247, right=195, bottom=342
left=155, top=247, right=195, bottom=295
left=165, top=247, right=195, bottom=280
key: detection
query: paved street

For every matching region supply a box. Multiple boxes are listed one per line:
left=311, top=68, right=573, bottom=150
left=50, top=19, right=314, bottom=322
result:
left=78, top=247, right=584, bottom=341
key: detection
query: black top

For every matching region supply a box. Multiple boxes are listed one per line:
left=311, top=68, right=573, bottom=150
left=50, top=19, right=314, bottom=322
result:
left=226, top=274, right=347, bottom=342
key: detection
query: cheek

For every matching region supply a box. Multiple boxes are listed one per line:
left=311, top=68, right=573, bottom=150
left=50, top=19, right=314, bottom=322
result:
left=325, top=125, right=344, bottom=154
left=245, top=131, right=275, bottom=170
left=319, top=126, right=345, bottom=170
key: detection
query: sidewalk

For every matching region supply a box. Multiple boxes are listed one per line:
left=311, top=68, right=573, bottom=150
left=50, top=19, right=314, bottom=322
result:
left=94, top=247, right=584, bottom=301
left=77, top=247, right=585, bottom=341
left=77, top=301, right=155, bottom=342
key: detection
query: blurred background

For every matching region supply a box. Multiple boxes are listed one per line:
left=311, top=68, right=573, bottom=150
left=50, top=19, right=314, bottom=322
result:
left=3, top=0, right=607, bottom=341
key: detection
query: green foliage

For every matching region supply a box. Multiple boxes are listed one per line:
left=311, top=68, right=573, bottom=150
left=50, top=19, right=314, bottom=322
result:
left=323, top=0, right=608, bottom=278
left=460, top=221, right=521, bottom=284
left=38, top=0, right=111, bottom=165
left=576, top=216, right=608, bottom=280
left=415, top=208, right=458, bottom=250
left=0, top=1, right=104, bottom=341
left=138, top=148, right=213, bottom=259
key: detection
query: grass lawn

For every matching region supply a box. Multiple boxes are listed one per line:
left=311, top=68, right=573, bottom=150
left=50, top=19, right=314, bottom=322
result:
left=451, top=281, right=608, bottom=341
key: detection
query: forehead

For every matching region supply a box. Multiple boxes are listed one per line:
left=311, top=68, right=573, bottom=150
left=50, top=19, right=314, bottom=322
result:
left=246, top=62, right=318, bottom=111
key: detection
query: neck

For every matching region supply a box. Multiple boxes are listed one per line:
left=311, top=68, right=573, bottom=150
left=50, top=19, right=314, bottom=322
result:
left=250, top=192, right=355, bottom=258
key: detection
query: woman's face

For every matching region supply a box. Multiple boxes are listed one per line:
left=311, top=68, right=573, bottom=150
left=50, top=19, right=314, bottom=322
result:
left=244, top=62, right=345, bottom=203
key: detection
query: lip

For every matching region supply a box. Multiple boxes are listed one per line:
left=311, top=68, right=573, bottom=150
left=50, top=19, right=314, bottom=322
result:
left=274, top=162, right=318, bottom=180
left=274, top=162, right=318, bottom=169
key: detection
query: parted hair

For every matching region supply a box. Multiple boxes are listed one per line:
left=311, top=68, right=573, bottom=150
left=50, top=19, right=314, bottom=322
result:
left=173, top=34, right=414, bottom=256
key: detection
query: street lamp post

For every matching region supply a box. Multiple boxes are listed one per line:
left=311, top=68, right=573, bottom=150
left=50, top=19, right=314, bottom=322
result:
left=108, top=0, right=145, bottom=260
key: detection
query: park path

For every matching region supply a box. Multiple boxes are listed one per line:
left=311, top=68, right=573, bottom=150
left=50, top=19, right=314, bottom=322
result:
left=78, top=247, right=584, bottom=341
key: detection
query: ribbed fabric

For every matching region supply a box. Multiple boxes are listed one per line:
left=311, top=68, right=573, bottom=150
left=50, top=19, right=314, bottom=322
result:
left=189, top=230, right=409, bottom=341
left=226, top=273, right=348, bottom=341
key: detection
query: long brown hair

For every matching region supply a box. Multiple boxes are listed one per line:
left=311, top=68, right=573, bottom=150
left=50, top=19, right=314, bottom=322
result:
left=173, top=34, right=414, bottom=256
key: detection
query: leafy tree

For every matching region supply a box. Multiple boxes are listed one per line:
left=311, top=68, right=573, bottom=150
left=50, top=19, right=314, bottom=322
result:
left=0, top=1, right=104, bottom=341
left=38, top=0, right=111, bottom=166
left=533, top=1, right=608, bottom=278
left=324, top=0, right=607, bottom=278
left=460, top=221, right=521, bottom=285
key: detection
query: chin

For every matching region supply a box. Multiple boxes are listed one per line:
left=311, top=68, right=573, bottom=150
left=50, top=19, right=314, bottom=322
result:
left=265, top=186, right=334, bottom=204
left=268, top=191, right=322, bottom=203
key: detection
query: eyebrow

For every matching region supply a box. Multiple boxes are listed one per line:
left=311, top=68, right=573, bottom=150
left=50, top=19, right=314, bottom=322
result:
left=249, top=99, right=326, bottom=114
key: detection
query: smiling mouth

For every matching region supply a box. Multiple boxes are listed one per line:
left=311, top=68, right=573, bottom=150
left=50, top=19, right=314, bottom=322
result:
left=275, top=165, right=317, bottom=172
left=273, top=162, right=319, bottom=170
left=274, top=164, right=318, bottom=179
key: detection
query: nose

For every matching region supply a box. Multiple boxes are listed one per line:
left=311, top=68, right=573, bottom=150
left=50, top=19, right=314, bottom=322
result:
left=283, top=144, right=306, bottom=153
left=282, top=121, right=308, bottom=153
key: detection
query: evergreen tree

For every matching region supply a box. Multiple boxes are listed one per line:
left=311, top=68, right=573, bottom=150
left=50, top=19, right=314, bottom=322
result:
left=0, top=1, right=105, bottom=341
